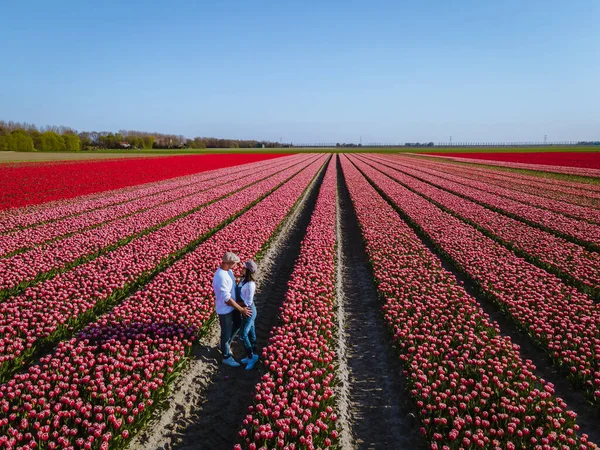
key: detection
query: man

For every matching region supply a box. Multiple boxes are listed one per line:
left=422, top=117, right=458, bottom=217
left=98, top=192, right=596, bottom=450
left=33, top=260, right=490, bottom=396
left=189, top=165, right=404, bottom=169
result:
left=212, top=252, right=252, bottom=367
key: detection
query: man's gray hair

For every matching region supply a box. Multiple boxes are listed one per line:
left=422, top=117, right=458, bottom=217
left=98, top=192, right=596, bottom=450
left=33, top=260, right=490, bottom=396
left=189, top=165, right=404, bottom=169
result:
left=222, top=252, right=240, bottom=264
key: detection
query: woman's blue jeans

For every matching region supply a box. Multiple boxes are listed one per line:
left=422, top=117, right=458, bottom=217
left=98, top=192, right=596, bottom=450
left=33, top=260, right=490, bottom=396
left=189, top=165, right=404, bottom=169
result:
left=240, top=303, right=257, bottom=358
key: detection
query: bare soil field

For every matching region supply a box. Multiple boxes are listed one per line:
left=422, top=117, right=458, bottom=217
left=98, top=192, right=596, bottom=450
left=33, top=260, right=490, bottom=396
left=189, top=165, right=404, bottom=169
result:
left=0, top=151, right=168, bottom=162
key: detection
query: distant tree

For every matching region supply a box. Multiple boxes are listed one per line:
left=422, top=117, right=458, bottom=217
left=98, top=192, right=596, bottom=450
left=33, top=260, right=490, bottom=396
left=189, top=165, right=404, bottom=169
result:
left=89, top=131, right=100, bottom=146
left=0, top=119, right=293, bottom=153
left=63, top=133, right=81, bottom=151
left=98, top=133, right=120, bottom=149
left=78, top=132, right=93, bottom=149
left=9, top=130, right=35, bottom=151
left=187, top=138, right=207, bottom=149
left=142, top=136, right=155, bottom=149
left=238, top=140, right=258, bottom=148
left=34, top=131, right=66, bottom=151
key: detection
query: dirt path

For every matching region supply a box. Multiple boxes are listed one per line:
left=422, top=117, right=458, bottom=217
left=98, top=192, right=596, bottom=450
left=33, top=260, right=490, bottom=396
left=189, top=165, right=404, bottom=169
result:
left=0, top=151, right=170, bottom=162
left=336, top=160, right=424, bottom=450
left=129, top=159, right=329, bottom=450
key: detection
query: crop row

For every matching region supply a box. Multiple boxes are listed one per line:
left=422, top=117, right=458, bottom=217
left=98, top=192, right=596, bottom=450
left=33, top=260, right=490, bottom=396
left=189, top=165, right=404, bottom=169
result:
left=412, top=155, right=600, bottom=199
left=426, top=154, right=600, bottom=179
left=340, top=155, right=595, bottom=449
left=0, top=156, right=309, bottom=298
left=0, top=156, right=296, bottom=256
left=386, top=155, right=600, bottom=227
left=349, top=155, right=600, bottom=406
left=357, top=155, right=600, bottom=299
left=391, top=155, right=600, bottom=224
left=408, top=158, right=600, bottom=208
left=421, top=156, right=600, bottom=195
left=0, top=155, right=328, bottom=450
left=370, top=155, right=600, bottom=250
left=0, top=157, right=321, bottom=383
left=236, top=157, right=339, bottom=450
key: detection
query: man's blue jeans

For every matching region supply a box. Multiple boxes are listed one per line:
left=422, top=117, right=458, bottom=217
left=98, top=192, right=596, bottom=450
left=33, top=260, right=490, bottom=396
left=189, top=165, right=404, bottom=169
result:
left=218, top=311, right=241, bottom=359
left=240, top=303, right=257, bottom=358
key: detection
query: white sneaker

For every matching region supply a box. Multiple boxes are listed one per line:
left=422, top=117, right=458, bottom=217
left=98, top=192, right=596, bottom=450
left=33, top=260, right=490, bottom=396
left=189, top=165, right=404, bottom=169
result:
left=245, top=354, right=259, bottom=371
left=222, top=357, right=241, bottom=367
left=240, top=357, right=250, bottom=365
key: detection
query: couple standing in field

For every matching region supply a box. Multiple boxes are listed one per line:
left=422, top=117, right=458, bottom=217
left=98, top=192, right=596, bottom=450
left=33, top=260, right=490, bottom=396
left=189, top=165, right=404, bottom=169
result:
left=212, top=252, right=260, bottom=370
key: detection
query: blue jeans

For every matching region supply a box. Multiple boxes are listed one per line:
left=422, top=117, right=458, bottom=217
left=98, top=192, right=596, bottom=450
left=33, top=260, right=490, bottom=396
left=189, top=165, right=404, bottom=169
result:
left=239, top=303, right=257, bottom=358
left=218, top=311, right=241, bottom=359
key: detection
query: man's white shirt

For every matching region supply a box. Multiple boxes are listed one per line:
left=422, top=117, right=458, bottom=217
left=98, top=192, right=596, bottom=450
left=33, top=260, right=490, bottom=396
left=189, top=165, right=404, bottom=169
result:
left=212, top=267, right=236, bottom=315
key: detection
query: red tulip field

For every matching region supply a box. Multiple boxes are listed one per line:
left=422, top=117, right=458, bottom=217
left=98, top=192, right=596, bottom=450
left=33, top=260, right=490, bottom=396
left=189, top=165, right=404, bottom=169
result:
left=0, top=154, right=289, bottom=211
left=0, top=152, right=599, bottom=450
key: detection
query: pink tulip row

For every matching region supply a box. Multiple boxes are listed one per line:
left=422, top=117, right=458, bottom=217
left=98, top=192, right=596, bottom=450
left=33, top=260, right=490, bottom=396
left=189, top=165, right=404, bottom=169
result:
left=401, top=157, right=600, bottom=208
left=349, top=155, right=600, bottom=406
left=0, top=157, right=277, bottom=234
left=417, top=155, right=600, bottom=195
left=369, top=155, right=600, bottom=249
left=425, top=156, right=600, bottom=196
left=0, top=155, right=328, bottom=450
left=422, top=154, right=600, bottom=179
left=380, top=155, right=600, bottom=226
left=0, top=156, right=299, bottom=257
left=0, top=178, right=187, bottom=234
left=236, top=158, right=339, bottom=450
left=0, top=157, right=321, bottom=383
left=0, top=157, right=310, bottom=296
left=357, top=155, right=600, bottom=298
left=340, top=155, right=596, bottom=449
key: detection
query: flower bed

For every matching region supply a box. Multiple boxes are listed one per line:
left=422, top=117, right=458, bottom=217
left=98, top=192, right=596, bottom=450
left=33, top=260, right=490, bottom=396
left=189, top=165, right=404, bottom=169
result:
left=0, top=155, right=327, bottom=449
left=0, top=156, right=310, bottom=297
left=358, top=155, right=600, bottom=299
left=0, top=155, right=298, bottom=255
left=0, top=153, right=290, bottom=211
left=349, top=155, right=600, bottom=407
left=380, top=155, right=600, bottom=225
left=236, top=158, right=339, bottom=450
left=341, top=155, right=596, bottom=449
left=422, top=152, right=600, bottom=178
left=0, top=158, right=319, bottom=383
left=371, top=155, right=600, bottom=250
left=0, top=156, right=296, bottom=234
left=403, top=158, right=600, bottom=207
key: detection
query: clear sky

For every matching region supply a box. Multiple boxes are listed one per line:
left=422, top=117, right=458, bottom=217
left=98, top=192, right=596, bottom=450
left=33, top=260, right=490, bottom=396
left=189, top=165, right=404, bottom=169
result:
left=1, top=0, right=598, bottom=143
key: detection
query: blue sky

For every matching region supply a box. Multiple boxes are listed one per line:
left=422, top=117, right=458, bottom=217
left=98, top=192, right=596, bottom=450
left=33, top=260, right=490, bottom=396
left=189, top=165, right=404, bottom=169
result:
left=1, top=0, right=598, bottom=143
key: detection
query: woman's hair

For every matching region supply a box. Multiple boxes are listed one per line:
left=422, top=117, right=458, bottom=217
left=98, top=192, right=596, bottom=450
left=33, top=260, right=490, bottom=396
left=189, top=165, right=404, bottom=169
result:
left=241, top=268, right=257, bottom=284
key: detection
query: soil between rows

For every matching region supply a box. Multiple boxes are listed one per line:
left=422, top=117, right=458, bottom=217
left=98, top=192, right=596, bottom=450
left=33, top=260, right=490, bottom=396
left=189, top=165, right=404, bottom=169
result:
left=350, top=157, right=600, bottom=446
left=129, top=158, right=329, bottom=450
left=336, top=159, right=425, bottom=450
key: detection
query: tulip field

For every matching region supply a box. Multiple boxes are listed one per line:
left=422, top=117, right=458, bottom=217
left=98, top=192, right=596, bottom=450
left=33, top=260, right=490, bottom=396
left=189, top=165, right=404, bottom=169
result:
left=0, top=151, right=599, bottom=450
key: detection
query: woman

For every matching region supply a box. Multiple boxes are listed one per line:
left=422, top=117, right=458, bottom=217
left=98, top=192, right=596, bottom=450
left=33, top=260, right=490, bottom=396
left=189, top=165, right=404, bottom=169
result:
left=237, top=260, right=259, bottom=370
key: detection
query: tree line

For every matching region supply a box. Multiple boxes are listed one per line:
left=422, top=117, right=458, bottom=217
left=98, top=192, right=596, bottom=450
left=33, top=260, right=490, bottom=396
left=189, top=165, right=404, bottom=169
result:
left=0, top=121, right=283, bottom=151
